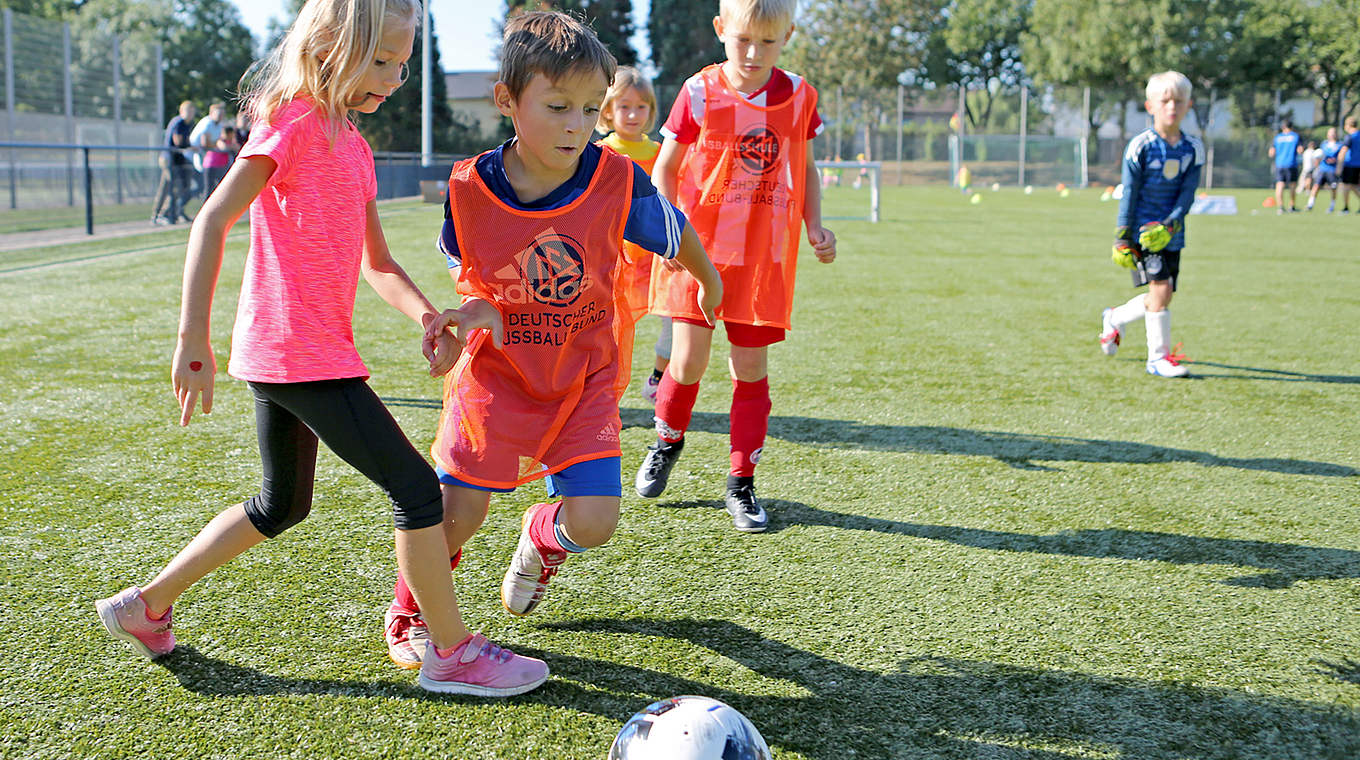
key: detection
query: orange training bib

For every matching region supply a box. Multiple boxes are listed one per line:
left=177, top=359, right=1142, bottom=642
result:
left=433, top=150, right=634, bottom=488
left=650, top=64, right=817, bottom=329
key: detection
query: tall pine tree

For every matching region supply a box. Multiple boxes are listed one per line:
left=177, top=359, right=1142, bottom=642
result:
left=354, top=11, right=482, bottom=154
left=648, top=0, right=723, bottom=89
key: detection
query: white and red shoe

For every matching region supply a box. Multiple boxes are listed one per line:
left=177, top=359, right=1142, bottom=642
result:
left=500, top=503, right=567, bottom=616
left=384, top=603, right=429, bottom=670
left=1099, top=308, right=1121, bottom=356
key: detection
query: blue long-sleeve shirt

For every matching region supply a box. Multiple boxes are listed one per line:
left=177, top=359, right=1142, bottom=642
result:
left=1117, top=128, right=1203, bottom=251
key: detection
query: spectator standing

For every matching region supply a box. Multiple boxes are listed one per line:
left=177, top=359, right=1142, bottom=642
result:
left=151, top=101, right=197, bottom=225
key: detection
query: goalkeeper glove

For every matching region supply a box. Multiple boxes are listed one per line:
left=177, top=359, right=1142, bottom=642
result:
left=1138, top=220, right=1176, bottom=253
left=1111, top=241, right=1138, bottom=269
left=1112, top=226, right=1137, bottom=269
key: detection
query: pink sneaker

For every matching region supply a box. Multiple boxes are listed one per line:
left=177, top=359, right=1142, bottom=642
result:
left=417, top=633, right=549, bottom=696
left=500, top=503, right=567, bottom=616
left=384, top=603, right=429, bottom=670
left=95, top=586, right=174, bottom=659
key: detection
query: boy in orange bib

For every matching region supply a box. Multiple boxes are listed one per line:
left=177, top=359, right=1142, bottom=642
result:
left=634, top=0, right=836, bottom=533
left=382, top=11, right=722, bottom=665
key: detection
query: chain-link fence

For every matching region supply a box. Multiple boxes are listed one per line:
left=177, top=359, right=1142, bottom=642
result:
left=653, top=79, right=1353, bottom=189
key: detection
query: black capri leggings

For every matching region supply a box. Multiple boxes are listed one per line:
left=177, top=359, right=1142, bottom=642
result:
left=243, top=378, right=442, bottom=537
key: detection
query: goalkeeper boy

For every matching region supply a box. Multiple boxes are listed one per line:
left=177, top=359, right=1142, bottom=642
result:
left=1098, top=71, right=1202, bottom=378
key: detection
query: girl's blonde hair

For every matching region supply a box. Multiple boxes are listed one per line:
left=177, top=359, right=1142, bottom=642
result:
left=596, top=66, right=657, bottom=136
left=240, top=0, right=419, bottom=133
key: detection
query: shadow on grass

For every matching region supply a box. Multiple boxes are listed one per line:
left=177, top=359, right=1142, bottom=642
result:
left=675, top=498, right=1358, bottom=588
left=538, top=616, right=1360, bottom=760
left=154, top=645, right=540, bottom=704
left=618, top=407, right=1357, bottom=477
left=1186, top=360, right=1360, bottom=385
left=1316, top=658, right=1360, bottom=685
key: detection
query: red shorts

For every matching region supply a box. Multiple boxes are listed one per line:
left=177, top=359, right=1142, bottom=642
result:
left=674, top=317, right=786, bottom=347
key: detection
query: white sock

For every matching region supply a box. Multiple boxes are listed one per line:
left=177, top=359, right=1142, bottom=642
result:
left=1109, top=294, right=1147, bottom=329
left=1145, top=309, right=1171, bottom=361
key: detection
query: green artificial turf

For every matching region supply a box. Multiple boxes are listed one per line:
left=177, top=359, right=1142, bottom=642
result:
left=0, top=187, right=1356, bottom=759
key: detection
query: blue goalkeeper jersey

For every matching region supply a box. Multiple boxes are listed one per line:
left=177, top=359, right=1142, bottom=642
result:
left=1117, top=128, right=1203, bottom=251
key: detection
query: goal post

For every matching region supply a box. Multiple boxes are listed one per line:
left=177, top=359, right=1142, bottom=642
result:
left=814, top=160, right=881, bottom=222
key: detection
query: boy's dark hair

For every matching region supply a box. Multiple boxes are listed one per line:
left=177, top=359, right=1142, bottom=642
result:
left=499, top=11, right=617, bottom=99
left=1281, top=119, right=1293, bottom=130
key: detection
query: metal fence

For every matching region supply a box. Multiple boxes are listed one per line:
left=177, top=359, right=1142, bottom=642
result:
left=683, top=81, right=1354, bottom=189
left=1, top=9, right=163, bottom=148
left=0, top=142, right=464, bottom=235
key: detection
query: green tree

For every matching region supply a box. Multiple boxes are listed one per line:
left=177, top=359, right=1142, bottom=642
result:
left=0, top=0, right=80, bottom=19
left=158, top=0, right=256, bottom=119
left=785, top=0, right=936, bottom=158
left=504, top=0, right=639, bottom=67
left=1289, top=0, right=1360, bottom=127
left=647, top=0, right=723, bottom=87
left=923, top=0, right=1030, bottom=129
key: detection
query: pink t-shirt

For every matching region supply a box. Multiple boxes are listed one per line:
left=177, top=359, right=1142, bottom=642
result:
left=227, top=99, right=377, bottom=383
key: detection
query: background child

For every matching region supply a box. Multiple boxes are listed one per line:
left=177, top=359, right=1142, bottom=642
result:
left=382, top=11, right=722, bottom=664
left=1268, top=119, right=1301, bottom=213
left=594, top=65, right=672, bottom=406
left=1309, top=127, right=1342, bottom=212
left=94, top=0, right=547, bottom=698
left=634, top=0, right=836, bottom=533
left=1100, top=71, right=1203, bottom=379
left=1298, top=139, right=1320, bottom=197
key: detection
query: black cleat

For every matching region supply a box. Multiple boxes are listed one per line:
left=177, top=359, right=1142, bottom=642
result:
left=724, top=475, right=768, bottom=533
left=635, top=438, right=684, bottom=498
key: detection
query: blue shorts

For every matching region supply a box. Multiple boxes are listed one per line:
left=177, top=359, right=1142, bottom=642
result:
left=1315, top=167, right=1338, bottom=188
left=436, top=456, right=622, bottom=498
left=1274, top=165, right=1300, bottom=184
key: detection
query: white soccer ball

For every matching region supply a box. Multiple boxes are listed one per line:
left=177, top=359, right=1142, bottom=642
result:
left=609, top=696, right=772, bottom=760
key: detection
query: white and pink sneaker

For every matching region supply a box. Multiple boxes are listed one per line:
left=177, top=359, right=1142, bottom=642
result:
left=417, top=633, right=549, bottom=696
left=95, top=587, right=174, bottom=659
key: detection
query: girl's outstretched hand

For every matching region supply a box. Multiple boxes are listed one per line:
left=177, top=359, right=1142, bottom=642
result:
left=172, top=339, right=216, bottom=427
left=422, top=299, right=504, bottom=372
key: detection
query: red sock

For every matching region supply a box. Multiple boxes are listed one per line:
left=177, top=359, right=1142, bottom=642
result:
left=729, top=377, right=771, bottom=477
left=654, top=372, right=700, bottom=443
left=527, top=501, right=566, bottom=554
left=392, top=550, right=463, bottom=613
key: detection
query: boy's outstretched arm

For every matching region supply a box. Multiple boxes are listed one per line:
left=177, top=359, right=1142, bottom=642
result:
left=803, top=143, right=836, bottom=263
left=672, top=222, right=723, bottom=325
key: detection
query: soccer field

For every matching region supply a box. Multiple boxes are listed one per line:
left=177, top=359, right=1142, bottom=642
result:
left=1, top=186, right=1356, bottom=759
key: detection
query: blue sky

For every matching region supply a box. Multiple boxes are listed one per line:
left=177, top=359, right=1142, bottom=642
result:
left=231, top=0, right=651, bottom=72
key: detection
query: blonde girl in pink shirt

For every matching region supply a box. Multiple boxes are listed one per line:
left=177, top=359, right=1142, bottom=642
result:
left=94, top=0, right=545, bottom=697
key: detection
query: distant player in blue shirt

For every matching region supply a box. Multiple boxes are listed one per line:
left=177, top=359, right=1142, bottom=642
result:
left=1098, top=71, right=1202, bottom=379
left=1268, top=119, right=1302, bottom=213
left=1308, top=127, right=1342, bottom=212
left=1336, top=116, right=1360, bottom=213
